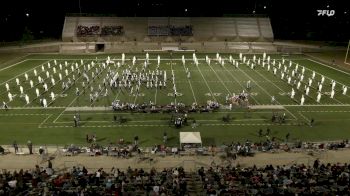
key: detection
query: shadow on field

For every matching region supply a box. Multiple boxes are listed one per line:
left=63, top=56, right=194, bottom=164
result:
left=248, top=132, right=260, bottom=138
left=138, top=140, right=148, bottom=145
left=202, top=137, right=216, bottom=145
left=96, top=137, right=107, bottom=142
left=79, top=117, right=93, bottom=126
left=167, top=136, right=175, bottom=142
left=85, top=117, right=93, bottom=121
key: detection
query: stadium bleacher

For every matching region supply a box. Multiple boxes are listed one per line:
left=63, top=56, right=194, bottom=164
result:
left=76, top=25, right=100, bottom=37
left=1, top=160, right=349, bottom=195
left=101, top=26, right=124, bottom=36
left=59, top=16, right=277, bottom=53
left=63, top=17, right=274, bottom=42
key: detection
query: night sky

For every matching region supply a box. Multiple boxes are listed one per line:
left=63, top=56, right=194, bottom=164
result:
left=0, top=0, right=349, bottom=42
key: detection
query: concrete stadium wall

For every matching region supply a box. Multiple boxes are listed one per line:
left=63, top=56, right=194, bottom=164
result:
left=1, top=41, right=341, bottom=54
left=62, top=16, right=274, bottom=43
left=57, top=41, right=278, bottom=53
left=0, top=42, right=60, bottom=53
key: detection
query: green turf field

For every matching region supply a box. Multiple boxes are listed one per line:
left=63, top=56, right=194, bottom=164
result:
left=0, top=53, right=350, bottom=146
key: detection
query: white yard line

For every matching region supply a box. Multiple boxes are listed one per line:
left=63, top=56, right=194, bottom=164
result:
left=195, top=63, right=217, bottom=101
left=175, top=80, right=284, bottom=83
left=0, top=60, right=51, bottom=86
left=264, top=58, right=343, bottom=105
left=0, top=60, right=27, bottom=72
left=305, top=56, right=350, bottom=76
left=0, top=54, right=30, bottom=72
left=288, top=59, right=350, bottom=97
left=38, top=114, right=53, bottom=128
left=53, top=96, right=78, bottom=123
left=297, top=111, right=310, bottom=122
left=52, top=118, right=270, bottom=124
left=154, top=87, right=158, bottom=104
left=31, top=60, right=83, bottom=106
left=237, top=65, right=278, bottom=102
left=181, top=64, right=197, bottom=104
left=284, top=104, right=350, bottom=107
left=29, top=58, right=304, bottom=61
left=8, top=106, right=64, bottom=109
left=207, top=61, right=232, bottom=94
left=169, top=59, right=178, bottom=105
left=60, top=111, right=278, bottom=115
left=188, top=80, right=198, bottom=103
left=88, top=64, right=114, bottom=107
left=131, top=59, right=141, bottom=105
left=2, top=60, right=56, bottom=105
left=223, top=63, right=260, bottom=105
left=299, top=110, right=350, bottom=112
left=286, top=59, right=347, bottom=103
left=237, top=62, right=298, bottom=120
left=132, top=91, right=138, bottom=105
left=113, top=58, right=135, bottom=103
left=113, top=87, right=124, bottom=102
left=255, top=66, right=318, bottom=103
left=0, top=113, right=48, bottom=116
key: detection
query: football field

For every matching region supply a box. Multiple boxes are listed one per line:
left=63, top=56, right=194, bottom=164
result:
left=0, top=53, right=350, bottom=146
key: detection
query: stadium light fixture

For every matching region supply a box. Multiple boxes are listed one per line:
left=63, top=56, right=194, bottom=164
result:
left=25, top=13, right=29, bottom=17
left=252, top=10, right=256, bottom=14
left=263, top=6, right=266, bottom=9
left=185, top=8, right=188, bottom=12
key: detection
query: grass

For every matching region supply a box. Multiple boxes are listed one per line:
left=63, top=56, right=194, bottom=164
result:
left=0, top=52, right=350, bottom=146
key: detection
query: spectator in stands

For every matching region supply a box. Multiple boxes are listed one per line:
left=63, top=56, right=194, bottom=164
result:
left=1, top=161, right=350, bottom=195
left=163, top=131, right=167, bottom=144
left=0, top=145, right=5, bottom=154
left=134, top=136, right=139, bottom=145
left=285, top=133, right=290, bottom=142
left=39, top=146, right=44, bottom=156
left=27, top=140, right=33, bottom=154
left=13, top=141, right=18, bottom=154
left=76, top=25, right=100, bottom=37
left=46, top=160, right=52, bottom=169
left=101, top=26, right=124, bottom=36
left=258, top=128, right=263, bottom=137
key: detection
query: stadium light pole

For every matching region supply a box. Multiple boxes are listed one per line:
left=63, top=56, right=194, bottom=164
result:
left=345, top=40, right=350, bottom=65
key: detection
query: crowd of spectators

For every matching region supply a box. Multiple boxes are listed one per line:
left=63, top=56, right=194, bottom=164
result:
left=62, top=142, right=137, bottom=158
left=197, top=160, right=350, bottom=195
left=76, top=25, right=100, bottom=37
left=55, top=136, right=350, bottom=161
left=1, top=161, right=350, bottom=195
left=0, top=165, right=188, bottom=195
left=222, top=139, right=350, bottom=158
left=148, top=26, right=193, bottom=36
left=148, top=26, right=170, bottom=36
left=101, top=26, right=124, bottom=36
left=76, top=25, right=124, bottom=37
left=169, top=26, right=193, bottom=36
